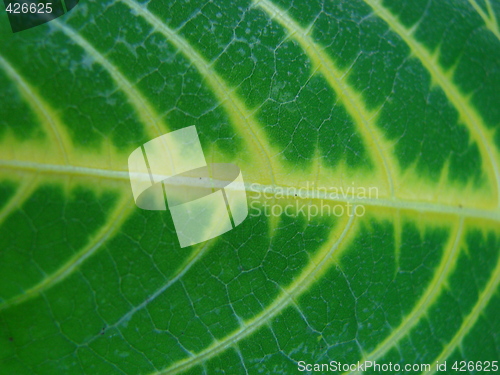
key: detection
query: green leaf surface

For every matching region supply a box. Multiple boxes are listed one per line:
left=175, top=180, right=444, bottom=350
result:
left=0, top=0, right=499, bottom=374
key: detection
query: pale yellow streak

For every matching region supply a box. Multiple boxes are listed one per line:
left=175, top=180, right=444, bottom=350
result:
left=254, top=0, right=396, bottom=197
left=427, top=246, right=500, bottom=374
left=344, top=218, right=464, bottom=374
left=0, top=17, right=216, bottom=311
left=119, top=0, right=277, bottom=186
left=364, top=0, right=500, bottom=208
left=0, top=171, right=228, bottom=311
left=485, top=0, right=499, bottom=29
left=0, top=54, right=71, bottom=164
left=51, top=20, right=166, bottom=141
left=147, top=214, right=357, bottom=375
left=467, top=0, right=500, bottom=39
left=1, top=159, right=499, bottom=223
left=0, top=194, right=133, bottom=312
left=0, top=176, right=39, bottom=226
left=83, top=222, right=221, bottom=346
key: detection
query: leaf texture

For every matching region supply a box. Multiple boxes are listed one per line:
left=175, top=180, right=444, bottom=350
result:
left=0, top=0, right=499, bottom=374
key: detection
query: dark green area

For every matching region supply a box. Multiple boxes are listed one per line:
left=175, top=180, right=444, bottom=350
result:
left=62, top=0, right=242, bottom=155
left=0, top=0, right=498, bottom=374
left=64, top=0, right=79, bottom=11
left=0, top=26, right=148, bottom=150
left=0, top=181, right=16, bottom=210
left=0, top=184, right=117, bottom=302
left=375, top=227, right=500, bottom=369
left=0, top=204, right=340, bottom=373
left=384, top=0, right=500, bottom=145
left=0, top=68, right=43, bottom=141
left=270, top=0, right=486, bottom=184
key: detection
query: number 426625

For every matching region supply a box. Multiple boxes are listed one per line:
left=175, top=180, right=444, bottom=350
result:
left=5, top=2, right=53, bottom=14
left=451, top=361, right=498, bottom=372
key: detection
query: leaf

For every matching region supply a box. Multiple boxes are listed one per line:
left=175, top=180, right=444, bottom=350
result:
left=0, top=0, right=499, bottom=374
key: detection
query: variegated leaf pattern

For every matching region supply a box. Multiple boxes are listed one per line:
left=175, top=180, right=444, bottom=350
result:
left=0, top=0, right=499, bottom=374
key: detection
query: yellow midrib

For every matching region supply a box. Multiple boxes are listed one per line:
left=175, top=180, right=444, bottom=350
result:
left=0, top=1, right=498, bottom=371
left=1, top=159, right=499, bottom=223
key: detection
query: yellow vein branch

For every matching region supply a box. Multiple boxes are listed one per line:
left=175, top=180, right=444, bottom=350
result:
left=51, top=20, right=167, bottom=141
left=428, top=246, right=500, bottom=374
left=0, top=54, right=71, bottom=164
left=119, top=0, right=278, bottom=186
left=148, top=214, right=357, bottom=375
left=0, top=176, right=39, bottom=226
left=468, top=0, right=500, bottom=39
left=363, top=0, right=500, bottom=208
left=343, top=217, right=464, bottom=374
left=254, top=0, right=396, bottom=197
left=0, top=194, right=133, bottom=312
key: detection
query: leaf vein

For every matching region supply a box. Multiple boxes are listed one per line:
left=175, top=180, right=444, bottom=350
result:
left=51, top=20, right=167, bottom=140
left=364, top=0, right=500, bottom=207
left=149, top=214, right=357, bottom=375
left=0, top=195, right=133, bottom=311
left=344, top=217, right=464, bottom=374
left=119, top=0, right=278, bottom=185
left=254, top=0, right=397, bottom=197
left=428, top=245, right=500, bottom=374
left=0, top=54, right=71, bottom=164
